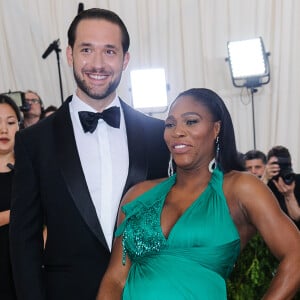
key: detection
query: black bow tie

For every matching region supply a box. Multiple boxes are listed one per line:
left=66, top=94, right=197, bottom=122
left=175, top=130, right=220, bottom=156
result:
left=78, top=106, right=120, bottom=133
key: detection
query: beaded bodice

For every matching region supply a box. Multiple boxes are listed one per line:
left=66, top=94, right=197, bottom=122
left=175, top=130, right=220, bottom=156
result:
left=120, top=196, right=167, bottom=264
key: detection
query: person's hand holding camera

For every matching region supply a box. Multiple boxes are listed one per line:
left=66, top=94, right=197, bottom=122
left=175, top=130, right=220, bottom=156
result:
left=270, top=159, right=300, bottom=222
left=272, top=176, right=295, bottom=197
left=261, top=156, right=280, bottom=184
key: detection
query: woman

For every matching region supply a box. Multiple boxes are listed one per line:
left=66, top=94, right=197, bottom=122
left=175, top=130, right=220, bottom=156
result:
left=97, top=88, right=300, bottom=299
left=0, top=94, right=20, bottom=299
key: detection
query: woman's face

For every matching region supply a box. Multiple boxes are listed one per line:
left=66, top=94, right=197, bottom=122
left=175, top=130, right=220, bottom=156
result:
left=164, top=95, right=220, bottom=172
left=0, top=103, right=19, bottom=155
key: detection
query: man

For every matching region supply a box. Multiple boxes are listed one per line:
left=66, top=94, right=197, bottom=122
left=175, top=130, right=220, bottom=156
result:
left=243, top=149, right=267, bottom=179
left=22, top=90, right=43, bottom=128
left=10, top=8, right=169, bottom=300
left=265, top=146, right=300, bottom=230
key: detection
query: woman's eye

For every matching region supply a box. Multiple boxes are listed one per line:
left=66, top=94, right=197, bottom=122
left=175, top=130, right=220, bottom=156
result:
left=164, top=122, right=174, bottom=128
left=186, top=119, right=198, bottom=125
left=7, top=119, right=17, bottom=125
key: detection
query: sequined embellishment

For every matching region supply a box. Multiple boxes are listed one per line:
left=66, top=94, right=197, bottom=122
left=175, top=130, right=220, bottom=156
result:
left=121, top=198, right=167, bottom=265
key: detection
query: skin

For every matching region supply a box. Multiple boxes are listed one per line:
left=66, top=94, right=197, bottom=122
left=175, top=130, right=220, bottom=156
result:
left=0, top=103, right=19, bottom=226
left=97, top=96, right=300, bottom=300
left=66, top=19, right=130, bottom=112
left=245, top=158, right=266, bottom=178
left=23, top=91, right=42, bottom=127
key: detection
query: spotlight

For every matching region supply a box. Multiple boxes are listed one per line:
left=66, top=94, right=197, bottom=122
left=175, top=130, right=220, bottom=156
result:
left=226, top=37, right=271, bottom=149
left=226, top=37, right=270, bottom=88
left=130, top=68, right=168, bottom=114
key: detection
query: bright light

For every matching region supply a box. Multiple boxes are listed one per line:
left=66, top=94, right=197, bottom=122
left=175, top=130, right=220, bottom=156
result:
left=227, top=38, right=267, bottom=79
left=130, top=68, right=168, bottom=111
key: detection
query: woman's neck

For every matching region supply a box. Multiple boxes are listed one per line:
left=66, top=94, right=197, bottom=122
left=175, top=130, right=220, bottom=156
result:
left=175, top=167, right=212, bottom=191
left=0, top=152, right=14, bottom=172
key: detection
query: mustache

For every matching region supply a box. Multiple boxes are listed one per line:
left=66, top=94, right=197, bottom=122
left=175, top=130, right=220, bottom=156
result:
left=83, top=67, right=111, bottom=74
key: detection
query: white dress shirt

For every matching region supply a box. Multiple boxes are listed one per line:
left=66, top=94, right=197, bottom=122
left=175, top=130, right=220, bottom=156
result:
left=69, top=94, right=129, bottom=250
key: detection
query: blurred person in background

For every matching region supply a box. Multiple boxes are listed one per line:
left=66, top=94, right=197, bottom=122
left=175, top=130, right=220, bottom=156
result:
left=265, top=145, right=300, bottom=229
left=244, top=149, right=267, bottom=179
left=41, top=105, right=58, bottom=119
left=21, top=90, right=43, bottom=128
left=0, top=94, right=21, bottom=299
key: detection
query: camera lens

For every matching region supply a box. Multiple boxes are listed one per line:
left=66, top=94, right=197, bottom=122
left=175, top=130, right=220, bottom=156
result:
left=282, top=172, right=295, bottom=185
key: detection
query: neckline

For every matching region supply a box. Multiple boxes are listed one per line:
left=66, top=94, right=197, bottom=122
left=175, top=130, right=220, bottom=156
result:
left=159, top=174, right=212, bottom=241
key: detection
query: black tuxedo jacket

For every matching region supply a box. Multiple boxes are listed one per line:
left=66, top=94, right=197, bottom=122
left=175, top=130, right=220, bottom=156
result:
left=10, top=97, right=169, bottom=300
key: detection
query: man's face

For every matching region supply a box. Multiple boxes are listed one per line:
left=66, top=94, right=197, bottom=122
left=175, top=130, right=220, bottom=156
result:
left=24, top=92, right=42, bottom=117
left=245, top=158, right=266, bottom=178
left=66, top=19, right=130, bottom=109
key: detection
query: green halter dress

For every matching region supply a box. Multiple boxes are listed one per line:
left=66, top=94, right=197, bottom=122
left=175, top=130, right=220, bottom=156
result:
left=116, top=167, right=240, bottom=299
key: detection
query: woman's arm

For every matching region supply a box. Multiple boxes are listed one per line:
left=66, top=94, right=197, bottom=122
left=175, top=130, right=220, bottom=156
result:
left=0, top=210, right=10, bottom=227
left=97, top=180, right=159, bottom=299
left=231, top=173, right=300, bottom=299
left=96, top=236, right=131, bottom=300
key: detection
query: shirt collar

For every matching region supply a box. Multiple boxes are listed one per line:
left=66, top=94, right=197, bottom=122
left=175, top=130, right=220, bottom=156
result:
left=70, top=93, right=121, bottom=114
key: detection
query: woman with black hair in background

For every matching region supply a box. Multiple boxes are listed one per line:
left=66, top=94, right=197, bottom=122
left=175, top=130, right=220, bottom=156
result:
left=0, top=94, right=20, bottom=299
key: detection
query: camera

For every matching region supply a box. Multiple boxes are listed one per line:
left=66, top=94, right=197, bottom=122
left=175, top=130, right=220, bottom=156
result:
left=272, top=156, right=295, bottom=185
left=3, top=91, right=31, bottom=112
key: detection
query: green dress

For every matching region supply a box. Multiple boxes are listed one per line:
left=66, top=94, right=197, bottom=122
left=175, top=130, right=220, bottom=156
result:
left=116, top=168, right=240, bottom=299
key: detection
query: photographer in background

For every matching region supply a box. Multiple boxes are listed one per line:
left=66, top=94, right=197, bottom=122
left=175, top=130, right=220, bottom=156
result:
left=265, top=145, right=300, bottom=229
left=21, top=90, right=44, bottom=128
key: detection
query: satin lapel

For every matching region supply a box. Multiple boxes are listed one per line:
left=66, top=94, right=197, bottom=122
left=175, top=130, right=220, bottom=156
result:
left=121, top=100, right=148, bottom=196
left=53, top=97, right=109, bottom=249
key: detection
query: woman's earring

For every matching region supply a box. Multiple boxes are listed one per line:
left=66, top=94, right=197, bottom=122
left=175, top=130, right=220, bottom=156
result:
left=168, top=155, right=174, bottom=177
left=208, top=158, right=216, bottom=173
left=215, top=136, right=220, bottom=160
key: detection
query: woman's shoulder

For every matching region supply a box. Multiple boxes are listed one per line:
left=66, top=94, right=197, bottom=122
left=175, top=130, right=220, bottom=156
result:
left=224, top=170, right=264, bottom=190
left=121, top=177, right=168, bottom=206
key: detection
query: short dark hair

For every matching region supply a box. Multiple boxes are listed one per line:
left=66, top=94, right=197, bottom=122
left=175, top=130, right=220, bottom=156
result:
left=25, top=90, right=44, bottom=109
left=172, top=88, right=243, bottom=173
left=41, top=105, right=58, bottom=119
left=244, top=150, right=267, bottom=164
left=0, top=93, right=22, bottom=122
left=67, top=8, right=130, bottom=53
left=267, top=145, right=291, bottom=162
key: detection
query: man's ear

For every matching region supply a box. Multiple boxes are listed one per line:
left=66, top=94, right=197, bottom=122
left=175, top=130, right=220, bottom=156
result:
left=66, top=46, right=73, bottom=66
left=122, top=52, right=130, bottom=71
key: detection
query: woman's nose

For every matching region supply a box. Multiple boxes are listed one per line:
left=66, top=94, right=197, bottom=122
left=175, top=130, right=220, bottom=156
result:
left=172, top=124, right=186, bottom=137
left=0, top=124, right=8, bottom=133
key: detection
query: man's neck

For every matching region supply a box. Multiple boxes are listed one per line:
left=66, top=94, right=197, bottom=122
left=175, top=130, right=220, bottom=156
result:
left=23, top=116, right=40, bottom=127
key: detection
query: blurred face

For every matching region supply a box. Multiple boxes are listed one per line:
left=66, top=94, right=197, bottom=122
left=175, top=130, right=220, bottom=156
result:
left=66, top=19, right=130, bottom=109
left=164, top=96, right=220, bottom=172
left=245, top=159, right=266, bottom=178
left=24, top=92, right=42, bottom=117
left=0, top=103, right=19, bottom=155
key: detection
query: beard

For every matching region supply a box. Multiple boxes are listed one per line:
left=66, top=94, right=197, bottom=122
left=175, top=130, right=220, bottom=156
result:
left=73, top=68, right=122, bottom=101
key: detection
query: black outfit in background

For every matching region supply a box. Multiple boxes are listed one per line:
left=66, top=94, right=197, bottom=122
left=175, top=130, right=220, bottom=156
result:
left=9, top=97, right=170, bottom=300
left=268, top=174, right=300, bottom=230
left=0, top=171, right=17, bottom=300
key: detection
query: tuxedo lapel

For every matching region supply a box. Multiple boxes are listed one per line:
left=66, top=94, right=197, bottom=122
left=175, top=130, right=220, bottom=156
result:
left=53, top=97, right=109, bottom=249
left=120, top=100, right=148, bottom=196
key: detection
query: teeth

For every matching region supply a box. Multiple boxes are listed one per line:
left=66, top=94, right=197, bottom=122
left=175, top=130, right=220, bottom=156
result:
left=174, top=144, right=186, bottom=149
left=89, top=74, right=106, bottom=80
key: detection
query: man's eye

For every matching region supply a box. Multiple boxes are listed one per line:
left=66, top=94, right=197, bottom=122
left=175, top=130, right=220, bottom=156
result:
left=81, top=48, right=91, bottom=53
left=106, top=49, right=116, bottom=55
